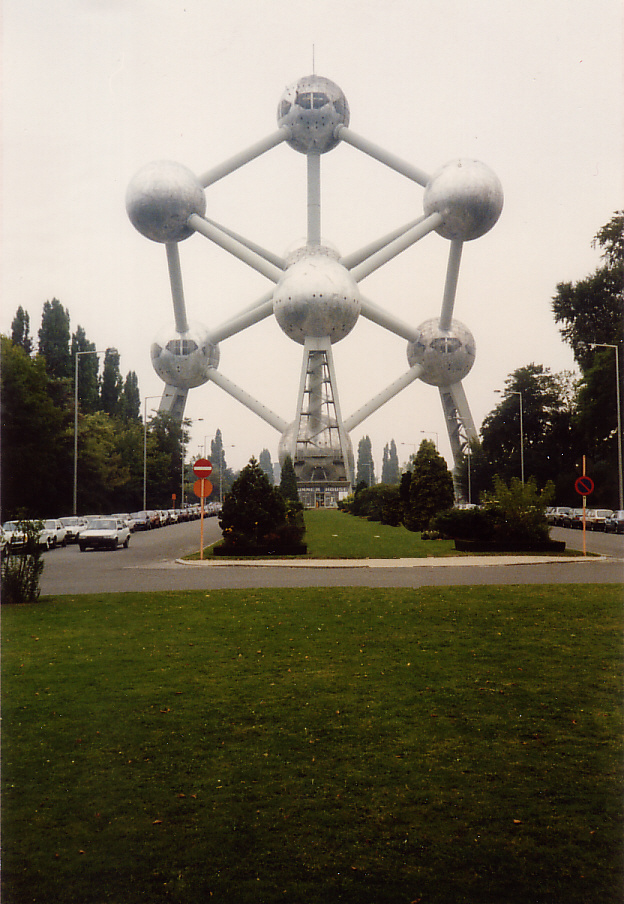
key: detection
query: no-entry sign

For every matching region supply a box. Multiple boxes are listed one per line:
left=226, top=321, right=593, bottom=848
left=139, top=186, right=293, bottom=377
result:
left=193, top=458, right=213, bottom=479
left=575, top=475, right=595, bottom=496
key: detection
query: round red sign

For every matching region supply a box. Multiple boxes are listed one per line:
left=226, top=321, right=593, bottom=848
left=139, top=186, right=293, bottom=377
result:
left=193, top=457, right=213, bottom=478
left=575, top=475, right=594, bottom=496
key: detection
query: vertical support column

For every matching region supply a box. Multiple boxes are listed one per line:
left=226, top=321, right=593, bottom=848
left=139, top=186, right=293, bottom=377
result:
left=166, top=243, right=189, bottom=334
left=439, top=240, right=463, bottom=331
left=439, top=382, right=478, bottom=502
left=159, top=384, right=189, bottom=421
left=307, top=153, right=321, bottom=247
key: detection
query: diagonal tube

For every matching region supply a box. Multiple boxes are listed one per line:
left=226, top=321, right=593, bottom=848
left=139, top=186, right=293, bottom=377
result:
left=439, top=240, right=464, bottom=330
left=344, top=365, right=423, bottom=431
left=336, top=126, right=430, bottom=186
left=350, top=212, right=443, bottom=282
left=198, top=128, right=291, bottom=187
left=187, top=214, right=283, bottom=282
left=165, top=243, right=189, bottom=333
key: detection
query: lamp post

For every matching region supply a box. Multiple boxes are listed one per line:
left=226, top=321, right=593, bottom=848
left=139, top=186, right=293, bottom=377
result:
left=420, top=430, right=439, bottom=450
left=495, top=388, right=524, bottom=483
left=590, top=343, right=623, bottom=509
left=143, top=395, right=161, bottom=511
left=73, top=348, right=113, bottom=515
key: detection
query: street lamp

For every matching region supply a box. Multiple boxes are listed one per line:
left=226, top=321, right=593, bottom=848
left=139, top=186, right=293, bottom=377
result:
left=420, top=430, right=439, bottom=450
left=495, top=388, right=524, bottom=483
left=143, top=395, right=161, bottom=511
left=73, top=348, right=115, bottom=515
left=590, top=343, right=623, bottom=509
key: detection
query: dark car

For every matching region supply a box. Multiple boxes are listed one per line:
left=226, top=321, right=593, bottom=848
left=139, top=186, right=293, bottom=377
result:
left=130, top=512, right=151, bottom=531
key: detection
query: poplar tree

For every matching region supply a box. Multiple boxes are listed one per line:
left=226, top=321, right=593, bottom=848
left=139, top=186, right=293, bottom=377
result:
left=38, top=298, right=71, bottom=379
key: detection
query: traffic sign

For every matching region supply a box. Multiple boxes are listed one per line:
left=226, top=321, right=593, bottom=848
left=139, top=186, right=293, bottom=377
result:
left=193, top=458, right=213, bottom=478
left=575, top=475, right=595, bottom=496
left=194, top=479, right=213, bottom=499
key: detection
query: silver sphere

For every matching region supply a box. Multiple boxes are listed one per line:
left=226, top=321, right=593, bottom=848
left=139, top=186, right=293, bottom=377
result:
left=126, top=161, right=206, bottom=243
left=151, top=321, right=219, bottom=389
left=277, top=75, right=349, bottom=154
left=407, top=318, right=476, bottom=386
left=278, top=421, right=354, bottom=483
left=423, top=159, right=503, bottom=241
left=273, top=251, right=360, bottom=345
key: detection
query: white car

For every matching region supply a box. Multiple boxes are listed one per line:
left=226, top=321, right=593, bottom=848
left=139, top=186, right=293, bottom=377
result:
left=2, top=520, right=58, bottom=550
left=43, top=519, right=67, bottom=548
left=78, top=518, right=131, bottom=552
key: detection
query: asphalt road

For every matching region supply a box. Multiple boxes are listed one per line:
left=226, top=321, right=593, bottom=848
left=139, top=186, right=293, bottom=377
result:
left=38, top=519, right=624, bottom=595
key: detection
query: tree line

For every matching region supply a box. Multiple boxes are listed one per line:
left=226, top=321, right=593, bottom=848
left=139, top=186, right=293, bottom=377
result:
left=2, top=300, right=186, bottom=519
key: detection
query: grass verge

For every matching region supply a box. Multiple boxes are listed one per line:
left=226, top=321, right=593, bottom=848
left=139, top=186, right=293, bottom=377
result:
left=2, top=585, right=622, bottom=903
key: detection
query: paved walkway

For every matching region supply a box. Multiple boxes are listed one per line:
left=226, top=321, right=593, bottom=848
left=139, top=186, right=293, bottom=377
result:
left=179, top=554, right=611, bottom=568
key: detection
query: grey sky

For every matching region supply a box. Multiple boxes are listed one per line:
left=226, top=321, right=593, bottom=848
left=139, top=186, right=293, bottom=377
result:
left=2, top=0, right=621, bottom=473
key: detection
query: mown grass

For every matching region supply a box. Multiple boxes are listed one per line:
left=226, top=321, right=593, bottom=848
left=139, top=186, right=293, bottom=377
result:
left=199, top=508, right=581, bottom=559
left=2, top=585, right=622, bottom=903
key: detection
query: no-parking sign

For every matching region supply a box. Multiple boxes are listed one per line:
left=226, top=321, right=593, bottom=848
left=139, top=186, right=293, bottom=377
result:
left=575, top=475, right=595, bottom=496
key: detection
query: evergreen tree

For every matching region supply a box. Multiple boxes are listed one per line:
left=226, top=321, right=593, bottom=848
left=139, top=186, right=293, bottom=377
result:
left=119, top=371, right=141, bottom=422
left=38, top=298, right=71, bottom=379
left=71, top=325, right=99, bottom=413
left=381, top=439, right=400, bottom=484
left=219, top=458, right=287, bottom=550
left=356, top=435, right=375, bottom=486
left=258, top=448, right=274, bottom=484
left=279, top=455, right=300, bottom=503
left=99, top=347, right=122, bottom=416
left=404, top=439, right=454, bottom=532
left=11, top=306, right=33, bottom=355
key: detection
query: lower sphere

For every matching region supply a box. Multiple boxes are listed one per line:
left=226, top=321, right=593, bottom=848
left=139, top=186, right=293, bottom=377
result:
left=407, top=318, right=476, bottom=386
left=151, top=321, right=219, bottom=389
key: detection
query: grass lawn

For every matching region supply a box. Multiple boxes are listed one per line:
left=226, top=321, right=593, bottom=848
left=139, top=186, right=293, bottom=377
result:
left=2, top=584, right=622, bottom=903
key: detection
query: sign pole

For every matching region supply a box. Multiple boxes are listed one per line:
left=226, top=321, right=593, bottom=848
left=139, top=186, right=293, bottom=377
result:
left=200, top=479, right=205, bottom=560
left=582, top=455, right=587, bottom=557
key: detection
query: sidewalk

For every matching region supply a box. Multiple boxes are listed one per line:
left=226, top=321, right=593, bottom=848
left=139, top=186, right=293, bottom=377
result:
left=178, top=554, right=611, bottom=568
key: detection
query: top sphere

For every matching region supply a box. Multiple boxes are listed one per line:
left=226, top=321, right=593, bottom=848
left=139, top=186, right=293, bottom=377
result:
left=423, top=159, right=503, bottom=241
left=277, top=75, right=350, bottom=154
left=126, top=161, right=206, bottom=243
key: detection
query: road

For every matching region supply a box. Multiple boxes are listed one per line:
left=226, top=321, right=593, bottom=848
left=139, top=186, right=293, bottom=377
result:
left=38, top=520, right=624, bottom=595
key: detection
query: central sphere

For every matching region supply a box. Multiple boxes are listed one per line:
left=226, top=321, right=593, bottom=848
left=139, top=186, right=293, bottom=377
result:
left=277, top=75, right=349, bottom=154
left=273, top=252, right=360, bottom=344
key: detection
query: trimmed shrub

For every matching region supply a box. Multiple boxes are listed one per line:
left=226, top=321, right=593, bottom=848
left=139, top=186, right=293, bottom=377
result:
left=1, top=520, right=45, bottom=604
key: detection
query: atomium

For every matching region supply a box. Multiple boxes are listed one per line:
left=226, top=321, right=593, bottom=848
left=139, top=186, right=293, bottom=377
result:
left=127, top=73, right=503, bottom=505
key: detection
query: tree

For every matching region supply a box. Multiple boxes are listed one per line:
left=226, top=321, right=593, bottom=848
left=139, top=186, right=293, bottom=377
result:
left=119, top=371, right=141, bottom=422
left=381, top=439, right=400, bottom=484
left=480, top=364, right=577, bottom=492
left=356, top=435, right=375, bottom=486
left=99, top=347, right=123, bottom=416
left=219, top=457, right=294, bottom=552
left=279, top=455, right=299, bottom=503
left=38, top=298, right=72, bottom=379
left=403, top=439, right=454, bottom=532
left=71, top=325, right=99, bottom=413
left=258, top=448, right=274, bottom=484
left=552, top=212, right=623, bottom=370
left=1, top=336, right=71, bottom=519
left=11, top=307, right=33, bottom=355
left=551, top=212, right=623, bottom=505
left=144, top=412, right=189, bottom=508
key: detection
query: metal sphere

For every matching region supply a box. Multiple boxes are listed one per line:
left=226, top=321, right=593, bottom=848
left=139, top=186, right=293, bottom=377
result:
left=407, top=318, right=476, bottom=386
left=273, top=251, right=360, bottom=345
left=277, top=75, right=349, bottom=154
left=151, top=321, right=219, bottom=389
left=278, top=421, right=354, bottom=482
left=423, top=159, right=503, bottom=241
left=126, top=161, right=206, bottom=243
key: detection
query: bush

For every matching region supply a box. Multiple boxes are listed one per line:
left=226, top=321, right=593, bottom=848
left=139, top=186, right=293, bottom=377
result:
left=1, top=520, right=45, bottom=604
left=338, top=484, right=401, bottom=525
left=432, top=477, right=554, bottom=546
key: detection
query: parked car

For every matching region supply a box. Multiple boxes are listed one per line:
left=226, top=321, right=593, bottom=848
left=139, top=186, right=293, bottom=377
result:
left=78, top=518, right=131, bottom=551
left=112, top=513, right=136, bottom=532
left=43, top=519, right=67, bottom=548
left=60, top=516, right=87, bottom=543
left=547, top=507, right=572, bottom=526
left=604, top=510, right=624, bottom=533
left=585, top=509, right=613, bottom=531
left=561, top=508, right=584, bottom=529
left=2, top=520, right=56, bottom=550
left=130, top=511, right=151, bottom=530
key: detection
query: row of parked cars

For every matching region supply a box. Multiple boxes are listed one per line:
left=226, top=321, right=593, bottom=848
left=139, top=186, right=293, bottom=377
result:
left=1, top=502, right=222, bottom=555
left=546, top=506, right=624, bottom=533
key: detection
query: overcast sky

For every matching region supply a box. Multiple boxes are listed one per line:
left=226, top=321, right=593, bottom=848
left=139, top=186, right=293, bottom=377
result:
left=2, top=0, right=622, bottom=474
